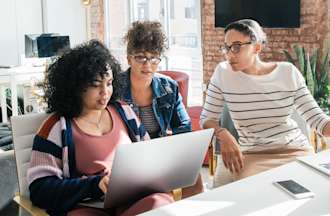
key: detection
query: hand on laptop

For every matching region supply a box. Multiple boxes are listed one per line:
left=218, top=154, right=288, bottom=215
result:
left=98, top=175, right=109, bottom=194
left=216, top=128, right=244, bottom=173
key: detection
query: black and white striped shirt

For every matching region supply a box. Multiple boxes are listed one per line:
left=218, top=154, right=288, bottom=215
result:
left=200, top=61, right=330, bottom=152
left=139, top=105, right=161, bottom=138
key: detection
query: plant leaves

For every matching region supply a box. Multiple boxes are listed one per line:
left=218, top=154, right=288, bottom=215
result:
left=293, top=44, right=305, bottom=74
left=305, top=52, right=315, bottom=96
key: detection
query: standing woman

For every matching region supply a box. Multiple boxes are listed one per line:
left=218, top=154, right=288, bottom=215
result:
left=119, top=21, right=203, bottom=197
left=200, top=19, right=330, bottom=183
left=27, top=40, right=174, bottom=216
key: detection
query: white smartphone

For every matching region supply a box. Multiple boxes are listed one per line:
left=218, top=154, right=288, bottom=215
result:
left=273, top=180, right=315, bottom=199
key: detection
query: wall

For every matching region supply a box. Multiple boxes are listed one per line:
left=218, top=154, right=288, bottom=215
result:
left=325, top=0, right=330, bottom=51
left=0, top=0, right=88, bottom=66
left=201, top=0, right=329, bottom=84
left=90, top=0, right=104, bottom=42
left=43, top=0, right=87, bottom=47
left=0, top=0, right=43, bottom=66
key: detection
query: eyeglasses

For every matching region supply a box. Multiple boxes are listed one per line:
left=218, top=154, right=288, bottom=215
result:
left=131, top=55, right=162, bottom=65
left=219, top=42, right=253, bottom=54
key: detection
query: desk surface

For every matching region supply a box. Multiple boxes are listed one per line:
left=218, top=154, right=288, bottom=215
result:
left=141, top=150, right=330, bottom=216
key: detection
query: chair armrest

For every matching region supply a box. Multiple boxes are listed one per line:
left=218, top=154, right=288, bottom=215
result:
left=208, top=137, right=218, bottom=176
left=171, top=188, right=182, bottom=201
left=13, top=195, right=48, bottom=216
left=208, top=143, right=215, bottom=176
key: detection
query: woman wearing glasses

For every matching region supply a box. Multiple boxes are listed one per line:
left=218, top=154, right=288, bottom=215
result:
left=119, top=21, right=203, bottom=198
left=119, top=21, right=191, bottom=138
left=200, top=19, right=330, bottom=184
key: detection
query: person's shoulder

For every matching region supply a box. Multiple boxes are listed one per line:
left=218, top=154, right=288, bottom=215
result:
left=210, top=61, right=231, bottom=82
left=277, top=61, right=296, bottom=69
left=276, top=61, right=301, bottom=76
left=118, top=69, right=129, bottom=77
left=154, top=72, right=176, bottom=82
left=36, top=113, right=62, bottom=139
left=275, top=61, right=305, bottom=87
left=109, top=100, right=129, bottom=109
left=110, top=101, right=137, bottom=119
left=154, top=72, right=178, bottom=87
left=213, top=61, right=232, bottom=76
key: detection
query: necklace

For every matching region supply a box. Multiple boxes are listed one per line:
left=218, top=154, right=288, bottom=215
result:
left=78, top=110, right=103, bottom=129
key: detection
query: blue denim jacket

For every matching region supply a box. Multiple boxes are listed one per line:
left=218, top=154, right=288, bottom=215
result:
left=118, top=68, right=192, bottom=137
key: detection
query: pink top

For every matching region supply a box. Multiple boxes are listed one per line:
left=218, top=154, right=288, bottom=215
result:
left=72, top=105, right=132, bottom=176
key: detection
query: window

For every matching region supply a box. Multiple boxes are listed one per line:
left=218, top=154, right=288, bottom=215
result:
left=106, top=0, right=202, bottom=106
left=184, top=0, right=196, bottom=19
left=170, top=0, right=175, bottom=19
left=137, top=0, right=149, bottom=20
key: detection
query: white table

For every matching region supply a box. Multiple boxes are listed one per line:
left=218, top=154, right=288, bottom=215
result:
left=0, top=65, right=45, bottom=122
left=141, top=150, right=330, bottom=216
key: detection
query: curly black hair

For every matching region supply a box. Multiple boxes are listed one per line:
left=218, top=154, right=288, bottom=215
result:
left=224, top=19, right=267, bottom=44
left=124, top=20, right=168, bottom=55
left=43, top=40, right=122, bottom=118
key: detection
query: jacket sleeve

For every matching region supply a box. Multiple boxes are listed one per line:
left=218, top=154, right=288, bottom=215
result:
left=171, top=84, right=192, bottom=134
left=29, top=175, right=103, bottom=214
left=28, top=132, right=104, bottom=213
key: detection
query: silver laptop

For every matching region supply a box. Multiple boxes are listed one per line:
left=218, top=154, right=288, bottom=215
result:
left=297, top=150, right=330, bottom=176
left=79, top=128, right=214, bottom=209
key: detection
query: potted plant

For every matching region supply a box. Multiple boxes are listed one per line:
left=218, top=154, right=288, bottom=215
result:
left=283, top=45, right=330, bottom=151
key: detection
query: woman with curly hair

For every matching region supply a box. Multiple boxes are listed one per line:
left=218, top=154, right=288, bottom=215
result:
left=120, top=20, right=191, bottom=138
left=27, top=40, right=174, bottom=216
left=119, top=21, right=203, bottom=198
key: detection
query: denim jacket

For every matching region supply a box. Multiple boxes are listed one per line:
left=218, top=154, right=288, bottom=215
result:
left=118, top=68, right=192, bottom=137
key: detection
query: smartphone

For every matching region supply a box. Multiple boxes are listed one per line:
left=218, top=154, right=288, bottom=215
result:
left=273, top=180, right=315, bottom=199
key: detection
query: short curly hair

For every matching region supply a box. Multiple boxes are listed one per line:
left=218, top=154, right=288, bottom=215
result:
left=43, top=40, right=122, bottom=118
left=124, top=20, right=168, bottom=55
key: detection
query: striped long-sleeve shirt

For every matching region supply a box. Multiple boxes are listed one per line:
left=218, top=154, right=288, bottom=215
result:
left=200, top=61, right=330, bottom=152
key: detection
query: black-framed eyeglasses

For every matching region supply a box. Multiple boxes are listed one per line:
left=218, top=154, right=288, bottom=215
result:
left=219, top=42, right=253, bottom=54
left=131, top=55, right=162, bottom=65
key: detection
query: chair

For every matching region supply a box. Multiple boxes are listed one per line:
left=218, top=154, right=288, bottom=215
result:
left=157, top=71, right=212, bottom=167
left=11, top=113, right=49, bottom=216
left=157, top=71, right=189, bottom=107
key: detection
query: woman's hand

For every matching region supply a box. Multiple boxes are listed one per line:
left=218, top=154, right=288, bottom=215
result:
left=98, top=175, right=109, bottom=194
left=215, top=128, right=244, bottom=173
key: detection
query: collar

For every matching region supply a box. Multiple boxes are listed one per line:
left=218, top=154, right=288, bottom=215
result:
left=122, top=68, right=171, bottom=100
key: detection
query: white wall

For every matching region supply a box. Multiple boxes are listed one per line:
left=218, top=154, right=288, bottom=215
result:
left=0, top=0, right=87, bottom=66
left=0, top=0, right=43, bottom=66
left=43, top=0, right=87, bottom=47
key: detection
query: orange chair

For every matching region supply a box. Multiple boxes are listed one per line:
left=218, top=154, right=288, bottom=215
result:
left=157, top=71, right=209, bottom=165
left=157, top=71, right=189, bottom=107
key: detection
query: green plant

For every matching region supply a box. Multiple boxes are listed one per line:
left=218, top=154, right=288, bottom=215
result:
left=283, top=45, right=330, bottom=115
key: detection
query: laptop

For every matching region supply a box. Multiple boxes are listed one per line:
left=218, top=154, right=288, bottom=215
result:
left=297, top=150, right=330, bottom=176
left=79, top=128, right=214, bottom=209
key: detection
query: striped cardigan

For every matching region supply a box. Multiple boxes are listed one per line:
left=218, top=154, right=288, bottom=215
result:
left=201, top=61, right=330, bottom=152
left=27, top=101, right=149, bottom=215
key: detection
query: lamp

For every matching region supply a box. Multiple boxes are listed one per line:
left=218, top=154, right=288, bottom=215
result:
left=82, top=0, right=91, bottom=6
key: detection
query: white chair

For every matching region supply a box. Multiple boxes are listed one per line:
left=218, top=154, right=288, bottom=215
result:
left=11, top=113, right=49, bottom=216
